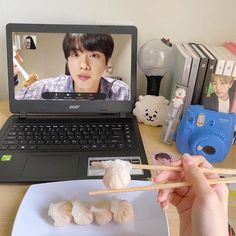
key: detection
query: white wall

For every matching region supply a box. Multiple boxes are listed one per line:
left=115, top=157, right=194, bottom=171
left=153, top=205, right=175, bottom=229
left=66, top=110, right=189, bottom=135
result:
left=0, top=0, right=235, bottom=100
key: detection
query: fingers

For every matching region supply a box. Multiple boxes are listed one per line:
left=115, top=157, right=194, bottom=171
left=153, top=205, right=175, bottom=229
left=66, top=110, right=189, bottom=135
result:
left=182, top=153, right=219, bottom=179
left=213, top=184, right=229, bottom=213
left=182, top=153, right=213, bottom=168
left=157, top=188, right=172, bottom=202
left=154, top=159, right=185, bottom=209
left=154, top=171, right=181, bottom=183
left=157, top=189, right=173, bottom=210
left=182, top=154, right=213, bottom=197
left=153, top=159, right=184, bottom=182
left=157, top=188, right=189, bottom=210
left=155, top=153, right=228, bottom=212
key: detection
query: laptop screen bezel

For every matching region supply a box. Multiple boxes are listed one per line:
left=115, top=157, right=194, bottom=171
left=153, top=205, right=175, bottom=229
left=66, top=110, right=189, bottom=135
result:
left=6, top=23, right=137, bottom=114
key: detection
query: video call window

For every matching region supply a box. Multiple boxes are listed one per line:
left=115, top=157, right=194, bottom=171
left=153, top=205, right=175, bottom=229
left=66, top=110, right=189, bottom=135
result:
left=12, top=32, right=132, bottom=101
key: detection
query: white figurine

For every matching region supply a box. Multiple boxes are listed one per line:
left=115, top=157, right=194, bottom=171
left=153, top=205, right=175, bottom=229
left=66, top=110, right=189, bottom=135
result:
left=172, top=87, right=186, bottom=108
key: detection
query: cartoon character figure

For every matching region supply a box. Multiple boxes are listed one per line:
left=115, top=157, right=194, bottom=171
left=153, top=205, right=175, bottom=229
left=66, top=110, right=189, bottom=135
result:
left=172, top=87, right=186, bottom=108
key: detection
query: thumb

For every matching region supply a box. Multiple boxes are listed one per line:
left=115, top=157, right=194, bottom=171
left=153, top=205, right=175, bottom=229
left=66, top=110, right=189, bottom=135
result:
left=182, top=154, right=212, bottom=196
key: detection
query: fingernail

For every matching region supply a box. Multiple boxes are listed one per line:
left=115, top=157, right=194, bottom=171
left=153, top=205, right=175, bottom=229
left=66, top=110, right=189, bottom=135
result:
left=158, top=191, right=163, bottom=199
left=161, top=201, right=168, bottom=210
left=162, top=206, right=168, bottom=211
left=183, top=153, right=194, bottom=166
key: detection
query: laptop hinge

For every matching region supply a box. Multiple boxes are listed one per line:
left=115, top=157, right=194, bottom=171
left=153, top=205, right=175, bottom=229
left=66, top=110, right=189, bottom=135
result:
left=19, top=111, right=27, bottom=119
left=119, top=112, right=127, bottom=118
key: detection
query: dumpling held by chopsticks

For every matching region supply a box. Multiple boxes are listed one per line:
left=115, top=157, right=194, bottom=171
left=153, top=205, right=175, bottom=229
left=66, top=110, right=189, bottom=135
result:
left=101, top=159, right=132, bottom=189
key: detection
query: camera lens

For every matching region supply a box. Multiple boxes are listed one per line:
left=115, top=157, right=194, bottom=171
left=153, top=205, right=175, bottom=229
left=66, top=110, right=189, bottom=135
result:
left=203, top=146, right=216, bottom=155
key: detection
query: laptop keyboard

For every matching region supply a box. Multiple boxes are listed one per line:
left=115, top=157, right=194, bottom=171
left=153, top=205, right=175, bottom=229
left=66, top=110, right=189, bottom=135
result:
left=0, top=123, right=133, bottom=151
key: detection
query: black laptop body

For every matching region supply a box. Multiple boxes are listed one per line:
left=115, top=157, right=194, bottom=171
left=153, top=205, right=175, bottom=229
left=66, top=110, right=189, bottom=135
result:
left=0, top=23, right=151, bottom=182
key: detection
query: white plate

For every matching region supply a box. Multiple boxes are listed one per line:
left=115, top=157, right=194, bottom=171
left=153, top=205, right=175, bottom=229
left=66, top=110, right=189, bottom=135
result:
left=12, top=180, right=169, bottom=236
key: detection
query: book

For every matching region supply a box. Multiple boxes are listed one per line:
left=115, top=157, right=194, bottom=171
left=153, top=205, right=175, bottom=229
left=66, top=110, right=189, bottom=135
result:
left=169, top=43, right=192, bottom=98
left=215, top=46, right=236, bottom=78
left=189, top=43, right=208, bottom=104
left=211, top=45, right=234, bottom=76
left=182, top=43, right=200, bottom=112
left=196, top=44, right=217, bottom=104
left=205, top=45, right=225, bottom=75
left=203, top=45, right=236, bottom=144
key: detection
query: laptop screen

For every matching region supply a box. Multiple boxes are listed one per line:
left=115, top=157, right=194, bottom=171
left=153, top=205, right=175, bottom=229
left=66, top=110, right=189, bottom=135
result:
left=6, top=24, right=137, bottom=114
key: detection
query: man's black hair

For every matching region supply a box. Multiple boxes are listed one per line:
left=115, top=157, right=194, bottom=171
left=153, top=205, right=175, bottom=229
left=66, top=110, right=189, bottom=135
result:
left=63, top=33, right=114, bottom=64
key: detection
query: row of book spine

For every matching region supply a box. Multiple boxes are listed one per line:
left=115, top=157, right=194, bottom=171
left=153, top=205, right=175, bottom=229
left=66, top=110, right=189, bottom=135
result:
left=173, top=42, right=236, bottom=112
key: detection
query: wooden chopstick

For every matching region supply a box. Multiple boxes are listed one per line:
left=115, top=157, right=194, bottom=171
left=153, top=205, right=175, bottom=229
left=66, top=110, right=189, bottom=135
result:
left=89, top=176, right=236, bottom=196
left=132, top=164, right=236, bottom=175
left=92, top=162, right=236, bottom=175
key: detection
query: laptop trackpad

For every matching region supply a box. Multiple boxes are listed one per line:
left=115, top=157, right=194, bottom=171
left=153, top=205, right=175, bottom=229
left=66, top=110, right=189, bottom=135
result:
left=22, top=155, right=78, bottom=178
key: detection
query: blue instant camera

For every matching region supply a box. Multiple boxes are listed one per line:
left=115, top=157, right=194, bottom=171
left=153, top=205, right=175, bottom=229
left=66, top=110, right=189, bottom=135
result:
left=176, top=105, right=236, bottom=163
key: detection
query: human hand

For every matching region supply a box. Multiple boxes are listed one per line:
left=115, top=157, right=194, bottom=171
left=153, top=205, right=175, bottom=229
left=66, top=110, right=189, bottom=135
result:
left=153, top=153, right=228, bottom=236
left=13, top=46, right=23, bottom=77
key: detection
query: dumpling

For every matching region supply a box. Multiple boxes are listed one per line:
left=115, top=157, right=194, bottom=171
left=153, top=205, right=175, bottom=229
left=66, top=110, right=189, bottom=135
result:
left=101, top=159, right=132, bottom=189
left=91, top=200, right=113, bottom=225
left=110, top=197, right=134, bottom=224
left=71, top=200, right=93, bottom=225
left=48, top=200, right=73, bottom=227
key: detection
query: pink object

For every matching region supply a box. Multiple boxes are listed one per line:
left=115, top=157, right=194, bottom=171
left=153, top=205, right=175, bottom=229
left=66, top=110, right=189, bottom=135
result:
left=224, top=41, right=236, bottom=56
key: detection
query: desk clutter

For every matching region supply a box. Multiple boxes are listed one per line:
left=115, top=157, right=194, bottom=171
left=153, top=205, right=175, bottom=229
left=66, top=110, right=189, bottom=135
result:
left=133, top=95, right=236, bottom=163
left=135, top=40, right=236, bottom=163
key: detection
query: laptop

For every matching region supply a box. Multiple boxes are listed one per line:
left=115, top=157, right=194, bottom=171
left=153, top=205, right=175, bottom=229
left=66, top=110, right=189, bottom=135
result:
left=0, top=23, right=151, bottom=182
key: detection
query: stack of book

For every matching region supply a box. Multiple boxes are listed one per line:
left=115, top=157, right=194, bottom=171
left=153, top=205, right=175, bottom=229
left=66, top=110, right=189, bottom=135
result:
left=172, top=42, right=236, bottom=113
left=172, top=42, right=236, bottom=143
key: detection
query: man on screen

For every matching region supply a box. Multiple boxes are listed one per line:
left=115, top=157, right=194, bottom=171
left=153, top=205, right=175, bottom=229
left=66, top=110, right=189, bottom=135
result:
left=15, top=33, right=130, bottom=100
